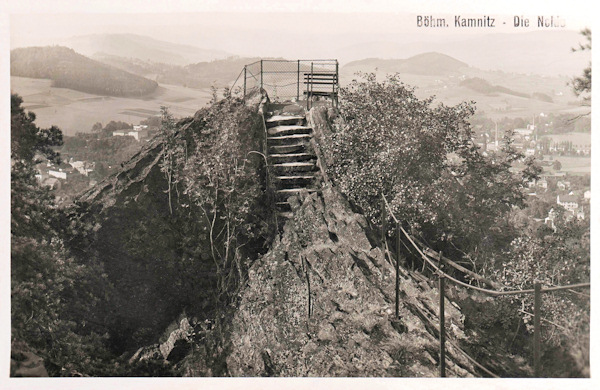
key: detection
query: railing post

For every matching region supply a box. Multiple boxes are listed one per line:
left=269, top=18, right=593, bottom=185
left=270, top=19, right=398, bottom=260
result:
left=381, top=196, right=387, bottom=245
left=243, top=66, right=247, bottom=98
left=260, top=60, right=263, bottom=90
left=534, top=282, right=541, bottom=377
left=335, top=60, right=339, bottom=108
left=297, top=60, right=300, bottom=101
left=395, top=221, right=401, bottom=319
left=439, top=274, right=446, bottom=377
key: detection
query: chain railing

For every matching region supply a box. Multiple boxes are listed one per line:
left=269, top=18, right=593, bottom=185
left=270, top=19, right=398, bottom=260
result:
left=380, top=194, right=590, bottom=378
left=231, top=59, right=339, bottom=108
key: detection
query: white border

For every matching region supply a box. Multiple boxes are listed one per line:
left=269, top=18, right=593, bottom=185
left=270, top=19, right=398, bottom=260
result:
left=1, top=1, right=597, bottom=389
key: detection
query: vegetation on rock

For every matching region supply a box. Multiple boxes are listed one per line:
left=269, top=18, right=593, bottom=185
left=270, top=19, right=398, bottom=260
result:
left=321, top=73, right=589, bottom=376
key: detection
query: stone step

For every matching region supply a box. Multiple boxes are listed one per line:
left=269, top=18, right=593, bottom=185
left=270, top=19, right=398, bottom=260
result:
left=277, top=211, right=293, bottom=219
left=267, top=134, right=312, bottom=146
left=274, top=175, right=316, bottom=180
left=274, top=176, right=316, bottom=189
left=269, top=143, right=307, bottom=154
left=276, top=201, right=291, bottom=210
left=270, top=153, right=316, bottom=164
left=267, top=125, right=312, bottom=136
left=266, top=115, right=305, bottom=127
left=275, top=188, right=318, bottom=197
left=271, top=162, right=317, bottom=173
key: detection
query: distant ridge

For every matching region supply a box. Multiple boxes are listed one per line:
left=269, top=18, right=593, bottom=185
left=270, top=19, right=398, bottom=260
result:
left=344, top=52, right=469, bottom=75
left=11, top=46, right=158, bottom=97
left=336, top=30, right=589, bottom=76
left=93, top=54, right=264, bottom=89
left=61, top=33, right=231, bottom=66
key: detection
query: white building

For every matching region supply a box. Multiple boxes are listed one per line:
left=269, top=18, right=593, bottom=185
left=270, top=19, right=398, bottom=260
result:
left=557, top=194, right=579, bottom=213
left=48, top=169, right=67, bottom=180
left=113, top=125, right=149, bottom=141
left=69, top=158, right=94, bottom=176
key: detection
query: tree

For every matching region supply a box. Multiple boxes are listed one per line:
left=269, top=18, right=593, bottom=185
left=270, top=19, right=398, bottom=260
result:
left=324, top=73, right=539, bottom=267
left=11, top=94, right=115, bottom=376
left=571, top=28, right=591, bottom=106
left=91, top=122, right=103, bottom=132
left=553, top=160, right=562, bottom=171
left=11, top=94, right=62, bottom=163
left=494, top=218, right=590, bottom=376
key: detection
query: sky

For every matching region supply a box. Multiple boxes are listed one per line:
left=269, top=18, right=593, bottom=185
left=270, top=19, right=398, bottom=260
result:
left=8, top=8, right=593, bottom=57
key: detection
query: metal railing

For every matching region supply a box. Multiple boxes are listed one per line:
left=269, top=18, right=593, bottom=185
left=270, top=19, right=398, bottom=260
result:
left=231, top=59, right=339, bottom=108
left=379, top=194, right=590, bottom=378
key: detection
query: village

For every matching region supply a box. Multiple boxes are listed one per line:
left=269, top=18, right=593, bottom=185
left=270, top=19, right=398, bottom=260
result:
left=34, top=119, right=158, bottom=202
left=474, top=117, right=591, bottom=231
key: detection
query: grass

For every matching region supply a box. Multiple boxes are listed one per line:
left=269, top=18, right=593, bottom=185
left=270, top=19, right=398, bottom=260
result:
left=552, top=156, right=591, bottom=174
left=11, top=76, right=213, bottom=136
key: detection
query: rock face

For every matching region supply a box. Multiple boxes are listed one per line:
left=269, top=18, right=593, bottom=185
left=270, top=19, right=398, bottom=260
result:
left=10, top=340, right=48, bottom=377
left=225, top=185, right=479, bottom=377
left=129, top=314, right=196, bottom=365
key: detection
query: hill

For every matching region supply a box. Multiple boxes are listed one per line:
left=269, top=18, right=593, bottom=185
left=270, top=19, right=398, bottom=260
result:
left=62, top=33, right=231, bottom=65
left=345, top=52, right=468, bottom=76
left=11, top=46, right=159, bottom=97
left=459, top=77, right=529, bottom=98
left=341, top=52, right=582, bottom=119
left=336, top=30, right=589, bottom=76
left=93, top=54, right=261, bottom=89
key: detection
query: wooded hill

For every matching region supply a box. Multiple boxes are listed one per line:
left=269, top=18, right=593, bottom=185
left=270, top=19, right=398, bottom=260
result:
left=11, top=46, right=158, bottom=97
left=93, top=54, right=262, bottom=89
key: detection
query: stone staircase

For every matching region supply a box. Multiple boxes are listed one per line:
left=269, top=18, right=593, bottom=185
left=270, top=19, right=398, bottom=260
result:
left=265, top=112, right=319, bottom=218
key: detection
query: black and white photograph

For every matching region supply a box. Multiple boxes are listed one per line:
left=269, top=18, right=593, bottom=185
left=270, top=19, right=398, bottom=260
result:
left=1, top=0, right=596, bottom=388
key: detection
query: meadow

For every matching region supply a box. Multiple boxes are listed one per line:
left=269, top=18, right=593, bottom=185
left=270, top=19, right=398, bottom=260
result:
left=11, top=76, right=213, bottom=136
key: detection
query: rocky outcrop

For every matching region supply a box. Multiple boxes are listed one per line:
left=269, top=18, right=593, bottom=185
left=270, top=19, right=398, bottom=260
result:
left=129, top=314, right=198, bottom=365
left=224, top=185, right=480, bottom=377
left=10, top=340, right=48, bottom=377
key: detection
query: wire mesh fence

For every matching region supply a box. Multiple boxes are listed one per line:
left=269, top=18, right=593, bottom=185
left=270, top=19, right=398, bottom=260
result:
left=232, top=59, right=339, bottom=104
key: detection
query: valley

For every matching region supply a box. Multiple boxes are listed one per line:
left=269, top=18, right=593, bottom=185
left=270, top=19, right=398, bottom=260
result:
left=11, top=76, right=213, bottom=136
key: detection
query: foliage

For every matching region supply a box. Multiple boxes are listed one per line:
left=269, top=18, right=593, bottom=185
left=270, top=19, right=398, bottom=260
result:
left=571, top=28, right=591, bottom=105
left=11, top=94, right=63, bottom=163
left=11, top=93, right=118, bottom=376
left=61, top=134, right=140, bottom=172
left=325, top=73, right=539, bottom=265
left=176, top=91, right=270, bottom=300
left=493, top=217, right=590, bottom=374
left=552, top=160, right=562, bottom=170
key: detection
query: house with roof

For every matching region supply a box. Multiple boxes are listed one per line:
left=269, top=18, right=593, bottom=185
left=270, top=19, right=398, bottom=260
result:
left=536, top=178, right=548, bottom=189
left=113, top=125, right=149, bottom=141
left=557, top=194, right=579, bottom=213
left=557, top=181, right=571, bottom=191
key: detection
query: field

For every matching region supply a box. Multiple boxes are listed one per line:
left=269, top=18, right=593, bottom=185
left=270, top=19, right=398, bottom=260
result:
left=541, top=132, right=591, bottom=147
left=11, top=76, right=213, bottom=136
left=340, top=61, right=587, bottom=120
left=551, top=156, right=592, bottom=174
